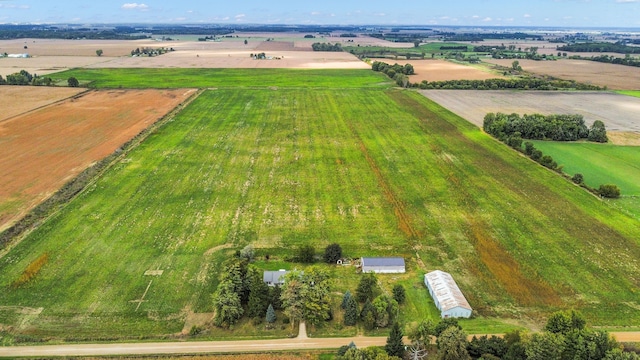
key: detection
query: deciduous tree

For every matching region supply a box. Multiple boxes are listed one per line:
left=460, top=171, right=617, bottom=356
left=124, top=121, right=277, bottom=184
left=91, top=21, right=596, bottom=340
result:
left=437, top=326, right=471, bottom=360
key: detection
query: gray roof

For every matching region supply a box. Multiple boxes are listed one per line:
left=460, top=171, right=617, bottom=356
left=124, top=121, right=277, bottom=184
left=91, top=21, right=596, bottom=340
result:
left=425, top=270, right=472, bottom=312
left=263, top=270, right=288, bottom=284
left=361, top=257, right=405, bottom=267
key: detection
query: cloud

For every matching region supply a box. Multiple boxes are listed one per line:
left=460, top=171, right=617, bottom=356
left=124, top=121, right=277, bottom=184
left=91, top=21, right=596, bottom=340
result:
left=311, top=11, right=321, bottom=15
left=121, top=3, right=149, bottom=10
left=524, top=14, right=531, bottom=18
left=616, top=0, right=639, bottom=2
left=482, top=17, right=492, bottom=22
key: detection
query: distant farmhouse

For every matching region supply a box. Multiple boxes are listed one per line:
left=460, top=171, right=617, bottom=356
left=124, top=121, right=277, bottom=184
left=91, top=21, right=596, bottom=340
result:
left=361, top=257, right=405, bottom=274
left=7, top=53, right=30, bottom=58
left=263, top=270, right=288, bottom=287
left=424, top=270, right=472, bottom=318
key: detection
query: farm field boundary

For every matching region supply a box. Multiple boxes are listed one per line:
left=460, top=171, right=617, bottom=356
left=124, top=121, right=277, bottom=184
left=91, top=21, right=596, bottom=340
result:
left=0, top=88, right=200, bottom=245
left=49, top=68, right=391, bottom=89
left=1, top=86, right=639, bottom=343
left=420, top=90, right=640, bottom=134
left=531, top=140, right=640, bottom=218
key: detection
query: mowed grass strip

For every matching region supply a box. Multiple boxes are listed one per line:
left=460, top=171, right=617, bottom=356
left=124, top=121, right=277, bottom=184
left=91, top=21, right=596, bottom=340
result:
left=50, top=68, right=391, bottom=89
left=617, top=90, right=640, bottom=98
left=0, top=88, right=639, bottom=341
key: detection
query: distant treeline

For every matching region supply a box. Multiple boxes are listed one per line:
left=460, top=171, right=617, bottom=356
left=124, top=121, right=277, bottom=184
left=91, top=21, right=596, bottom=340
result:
left=414, top=78, right=602, bottom=91
left=569, top=54, right=640, bottom=68
left=442, top=32, right=543, bottom=42
left=439, top=45, right=468, bottom=50
left=483, top=113, right=608, bottom=142
left=311, top=42, right=343, bottom=51
left=0, top=26, right=148, bottom=40
left=557, top=42, right=640, bottom=54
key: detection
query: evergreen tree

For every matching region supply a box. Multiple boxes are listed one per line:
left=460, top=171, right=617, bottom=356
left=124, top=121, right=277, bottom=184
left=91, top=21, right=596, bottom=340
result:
left=246, top=267, right=270, bottom=318
left=269, top=285, right=282, bottom=310
left=265, top=303, right=276, bottom=325
left=344, top=296, right=359, bottom=326
left=341, top=290, right=352, bottom=310
left=437, top=326, right=471, bottom=360
left=360, top=300, right=376, bottom=330
left=392, top=284, right=406, bottom=304
left=212, top=279, right=244, bottom=328
left=356, top=273, right=377, bottom=302
left=385, top=322, right=405, bottom=358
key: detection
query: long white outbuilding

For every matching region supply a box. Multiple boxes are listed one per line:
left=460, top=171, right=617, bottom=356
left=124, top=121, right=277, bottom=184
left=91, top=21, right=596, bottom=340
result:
left=424, top=270, right=472, bottom=318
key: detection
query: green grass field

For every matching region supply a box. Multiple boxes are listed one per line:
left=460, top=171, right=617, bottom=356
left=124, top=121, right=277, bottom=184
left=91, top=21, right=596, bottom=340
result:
left=50, top=68, right=390, bottom=89
left=1, top=70, right=639, bottom=341
left=531, top=141, right=640, bottom=218
left=617, top=90, right=640, bottom=98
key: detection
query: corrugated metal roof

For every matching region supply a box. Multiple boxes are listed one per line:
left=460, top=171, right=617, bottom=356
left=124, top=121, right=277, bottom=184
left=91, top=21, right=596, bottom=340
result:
left=361, top=257, right=405, bottom=267
left=424, top=270, right=472, bottom=312
left=263, top=270, right=288, bottom=284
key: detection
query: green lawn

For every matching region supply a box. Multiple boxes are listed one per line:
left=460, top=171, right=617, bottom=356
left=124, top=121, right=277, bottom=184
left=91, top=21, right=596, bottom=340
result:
left=1, top=84, right=639, bottom=342
left=49, top=68, right=391, bottom=89
left=531, top=140, right=640, bottom=218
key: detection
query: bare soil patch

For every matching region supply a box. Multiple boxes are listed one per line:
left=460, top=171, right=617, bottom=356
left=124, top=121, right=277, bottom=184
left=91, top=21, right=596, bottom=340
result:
left=484, top=58, right=640, bottom=90
left=0, top=56, right=113, bottom=77
left=607, top=131, right=640, bottom=146
left=421, top=90, right=640, bottom=134
left=0, top=89, right=194, bottom=231
left=255, top=41, right=306, bottom=52
left=0, top=86, right=85, bottom=121
left=393, top=60, right=503, bottom=82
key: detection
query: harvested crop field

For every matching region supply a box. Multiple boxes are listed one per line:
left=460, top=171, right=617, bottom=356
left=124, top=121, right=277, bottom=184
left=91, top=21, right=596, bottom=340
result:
left=0, top=86, right=85, bottom=121
left=0, top=55, right=114, bottom=77
left=0, top=89, right=195, bottom=231
left=393, top=60, right=503, bottom=82
left=484, top=58, right=640, bottom=90
left=86, top=49, right=369, bottom=69
left=421, top=90, right=640, bottom=134
left=0, top=38, right=169, bottom=57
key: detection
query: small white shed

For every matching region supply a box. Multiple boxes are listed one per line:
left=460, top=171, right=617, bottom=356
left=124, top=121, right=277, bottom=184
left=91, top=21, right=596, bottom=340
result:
left=424, top=270, right=472, bottom=318
left=361, top=257, right=405, bottom=273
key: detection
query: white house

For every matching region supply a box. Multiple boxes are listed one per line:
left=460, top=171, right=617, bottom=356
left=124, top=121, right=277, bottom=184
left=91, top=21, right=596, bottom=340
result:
left=361, top=257, right=405, bottom=273
left=263, top=270, right=288, bottom=287
left=424, top=270, right=472, bottom=318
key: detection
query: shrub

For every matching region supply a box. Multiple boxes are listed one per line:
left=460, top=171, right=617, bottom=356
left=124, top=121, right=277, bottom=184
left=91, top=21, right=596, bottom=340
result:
left=598, top=184, right=621, bottom=198
left=572, top=173, right=584, bottom=184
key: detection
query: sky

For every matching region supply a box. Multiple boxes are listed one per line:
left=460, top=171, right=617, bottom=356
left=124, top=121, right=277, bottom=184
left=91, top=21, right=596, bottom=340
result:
left=1, top=0, right=639, bottom=28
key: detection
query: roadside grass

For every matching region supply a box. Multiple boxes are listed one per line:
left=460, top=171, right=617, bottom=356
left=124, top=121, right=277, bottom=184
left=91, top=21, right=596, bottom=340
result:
left=1, top=87, right=639, bottom=342
left=530, top=140, right=640, bottom=218
left=617, top=90, right=640, bottom=98
left=49, top=68, right=391, bottom=89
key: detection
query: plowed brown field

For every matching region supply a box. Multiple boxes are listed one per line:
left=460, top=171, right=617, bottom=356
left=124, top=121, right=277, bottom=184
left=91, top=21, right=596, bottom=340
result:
left=0, top=89, right=195, bottom=231
left=393, top=60, right=503, bottom=82
left=0, top=86, right=85, bottom=121
left=484, top=58, right=640, bottom=90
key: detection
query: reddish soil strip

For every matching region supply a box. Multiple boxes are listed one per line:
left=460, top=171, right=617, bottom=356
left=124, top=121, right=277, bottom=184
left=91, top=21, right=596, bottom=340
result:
left=0, top=89, right=194, bottom=231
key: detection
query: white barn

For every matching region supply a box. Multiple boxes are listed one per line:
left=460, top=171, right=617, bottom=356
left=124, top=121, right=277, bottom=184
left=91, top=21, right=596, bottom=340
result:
left=361, top=257, right=405, bottom=274
left=424, top=270, right=472, bottom=318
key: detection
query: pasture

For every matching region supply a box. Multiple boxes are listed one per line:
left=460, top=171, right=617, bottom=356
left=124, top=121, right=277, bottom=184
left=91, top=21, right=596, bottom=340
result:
left=531, top=141, right=640, bottom=218
left=1, top=76, right=639, bottom=341
left=0, top=89, right=195, bottom=232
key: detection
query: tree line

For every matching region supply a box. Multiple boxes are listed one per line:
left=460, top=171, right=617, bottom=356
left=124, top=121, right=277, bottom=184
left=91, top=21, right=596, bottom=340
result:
left=414, top=78, right=601, bottom=91
left=558, top=42, right=640, bottom=54
left=483, top=112, right=607, bottom=142
left=568, top=54, right=640, bottom=68
left=336, top=310, right=639, bottom=360
left=311, top=42, right=343, bottom=52
left=483, top=113, right=620, bottom=198
left=0, top=70, right=53, bottom=86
